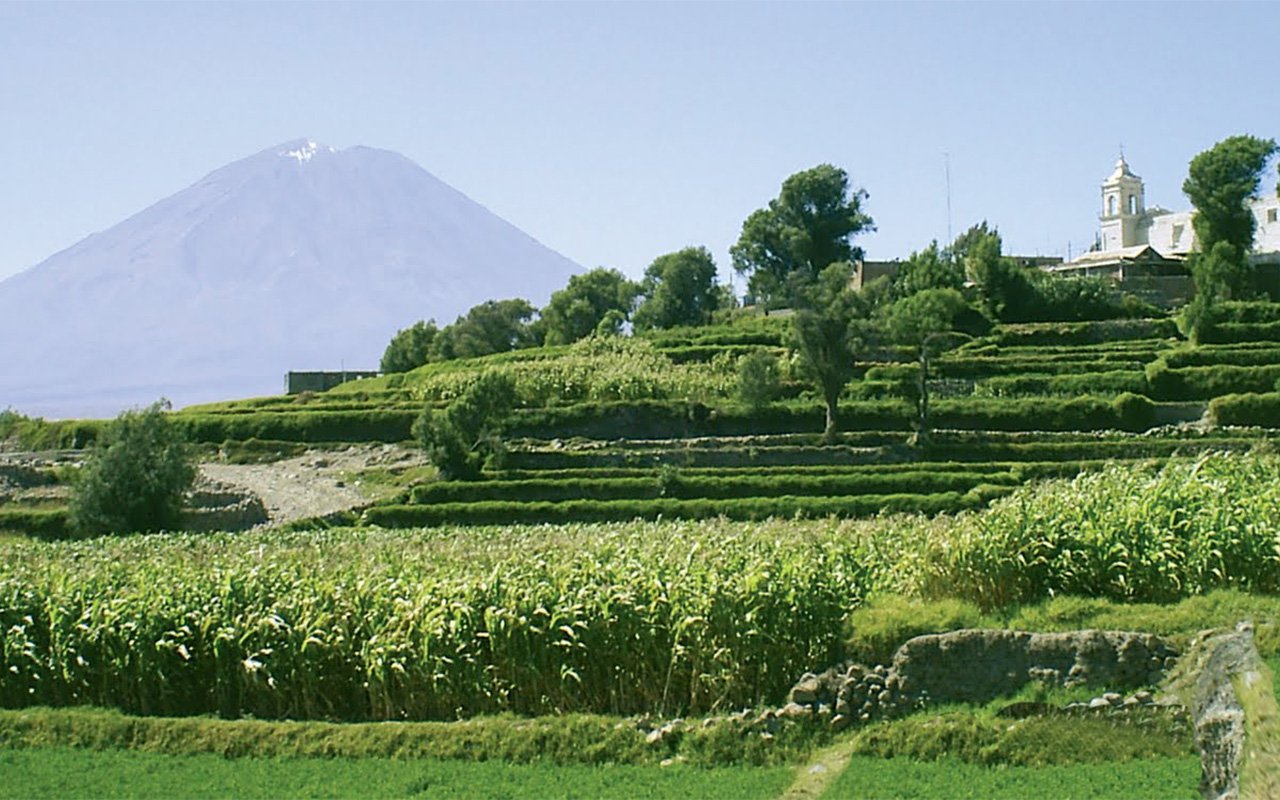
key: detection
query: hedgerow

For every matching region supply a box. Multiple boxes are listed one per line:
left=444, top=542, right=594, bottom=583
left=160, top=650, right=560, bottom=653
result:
left=982, top=318, right=1178, bottom=347
left=365, top=491, right=996, bottom=527
left=1207, top=392, right=1280, bottom=427
left=1145, top=361, right=1280, bottom=400
left=978, top=370, right=1149, bottom=398
left=408, top=470, right=1014, bottom=505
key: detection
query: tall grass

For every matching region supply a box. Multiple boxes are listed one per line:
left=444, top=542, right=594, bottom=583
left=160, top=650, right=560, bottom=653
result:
left=3, top=453, right=1279, bottom=720
left=910, top=452, right=1280, bottom=607
left=0, top=521, right=867, bottom=720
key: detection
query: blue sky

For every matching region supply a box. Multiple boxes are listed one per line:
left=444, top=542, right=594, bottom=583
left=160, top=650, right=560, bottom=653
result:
left=2, top=1, right=1278, bottom=288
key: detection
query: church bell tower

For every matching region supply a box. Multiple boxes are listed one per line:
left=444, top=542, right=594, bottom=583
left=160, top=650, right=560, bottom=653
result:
left=1099, top=155, right=1146, bottom=251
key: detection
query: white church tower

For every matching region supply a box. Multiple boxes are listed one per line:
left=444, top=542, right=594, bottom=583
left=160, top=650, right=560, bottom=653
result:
left=1099, top=155, right=1146, bottom=251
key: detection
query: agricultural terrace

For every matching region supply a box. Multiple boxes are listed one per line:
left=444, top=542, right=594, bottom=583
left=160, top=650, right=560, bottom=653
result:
left=5, top=305, right=1280, bottom=797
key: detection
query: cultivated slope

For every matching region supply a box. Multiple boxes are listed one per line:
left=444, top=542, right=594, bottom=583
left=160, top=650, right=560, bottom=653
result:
left=0, top=139, right=582, bottom=418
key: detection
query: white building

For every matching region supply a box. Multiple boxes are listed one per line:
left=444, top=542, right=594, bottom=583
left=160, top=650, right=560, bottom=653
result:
left=1096, top=155, right=1280, bottom=258
left=1048, top=156, right=1280, bottom=303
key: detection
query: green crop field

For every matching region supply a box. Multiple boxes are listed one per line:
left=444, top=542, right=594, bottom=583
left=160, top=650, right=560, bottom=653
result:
left=5, top=306, right=1280, bottom=797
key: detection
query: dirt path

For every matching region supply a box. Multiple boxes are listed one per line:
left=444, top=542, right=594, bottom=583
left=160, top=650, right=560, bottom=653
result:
left=200, top=444, right=427, bottom=527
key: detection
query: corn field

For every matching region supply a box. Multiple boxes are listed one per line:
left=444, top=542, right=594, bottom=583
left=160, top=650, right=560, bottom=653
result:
left=3, top=452, right=1279, bottom=721
left=0, top=520, right=867, bottom=720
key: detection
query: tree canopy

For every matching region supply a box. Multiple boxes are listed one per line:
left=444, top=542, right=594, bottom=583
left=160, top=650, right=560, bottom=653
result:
left=731, top=164, right=873, bottom=308
left=435, top=299, right=539, bottom=361
left=893, top=240, right=964, bottom=298
left=540, top=268, right=640, bottom=346
left=632, top=246, right=721, bottom=331
left=380, top=320, right=439, bottom=374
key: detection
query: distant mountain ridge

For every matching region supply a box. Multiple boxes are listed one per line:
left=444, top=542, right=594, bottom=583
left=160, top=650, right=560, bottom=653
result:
left=0, top=139, right=583, bottom=418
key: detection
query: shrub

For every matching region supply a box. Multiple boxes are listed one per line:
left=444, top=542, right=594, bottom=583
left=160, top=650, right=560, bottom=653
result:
left=413, top=371, right=515, bottom=480
left=736, top=351, right=781, bottom=410
left=68, top=401, right=196, bottom=535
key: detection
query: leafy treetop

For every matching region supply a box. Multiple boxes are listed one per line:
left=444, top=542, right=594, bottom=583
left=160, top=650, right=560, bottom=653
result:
left=731, top=164, right=873, bottom=308
left=632, top=246, right=721, bottom=331
left=540, top=268, right=640, bottom=346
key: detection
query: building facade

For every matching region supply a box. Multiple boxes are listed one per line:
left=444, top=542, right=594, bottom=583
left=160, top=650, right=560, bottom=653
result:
left=1048, top=155, right=1280, bottom=304
left=1093, top=155, right=1280, bottom=259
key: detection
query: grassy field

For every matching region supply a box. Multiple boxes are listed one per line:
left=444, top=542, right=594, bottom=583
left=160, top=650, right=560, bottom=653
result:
left=823, top=756, right=1199, bottom=799
left=0, top=747, right=1200, bottom=800
left=0, top=747, right=794, bottom=800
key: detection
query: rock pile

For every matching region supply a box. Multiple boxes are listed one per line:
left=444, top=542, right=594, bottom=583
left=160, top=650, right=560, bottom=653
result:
left=786, top=628, right=1181, bottom=730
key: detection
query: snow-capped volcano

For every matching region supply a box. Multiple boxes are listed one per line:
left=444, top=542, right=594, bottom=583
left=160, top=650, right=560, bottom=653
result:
left=0, top=139, right=583, bottom=418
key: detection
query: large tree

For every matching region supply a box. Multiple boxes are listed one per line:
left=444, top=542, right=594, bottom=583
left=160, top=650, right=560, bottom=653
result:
left=789, top=262, right=871, bottom=443
left=540, top=268, right=640, bottom=346
left=380, top=320, right=439, bottom=374
left=1183, top=135, right=1278, bottom=299
left=731, top=164, right=874, bottom=308
left=434, top=299, right=538, bottom=361
left=632, top=246, right=721, bottom=331
left=893, top=240, right=964, bottom=299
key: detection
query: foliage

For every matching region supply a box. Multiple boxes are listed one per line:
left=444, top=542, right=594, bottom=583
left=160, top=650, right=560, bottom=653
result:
left=1208, top=390, right=1280, bottom=426
left=788, top=263, right=872, bottom=442
left=434, top=299, right=539, bottom=360
left=379, top=319, right=439, bottom=373
left=68, top=401, right=195, bottom=536
left=911, top=453, right=1280, bottom=608
left=963, top=225, right=1129, bottom=323
left=731, top=164, right=873, bottom=308
left=540, top=268, right=640, bottom=346
left=893, top=240, right=965, bottom=297
left=1183, top=134, right=1278, bottom=299
left=883, top=288, right=973, bottom=348
left=0, top=519, right=867, bottom=719
left=735, top=350, right=781, bottom=410
left=632, top=246, right=721, bottom=331
left=413, top=371, right=515, bottom=480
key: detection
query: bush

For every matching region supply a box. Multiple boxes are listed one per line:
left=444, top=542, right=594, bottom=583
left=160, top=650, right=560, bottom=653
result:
left=409, top=470, right=1013, bottom=505
left=69, top=401, right=196, bottom=535
left=413, top=371, right=515, bottom=480
left=979, top=370, right=1149, bottom=398
left=177, top=410, right=415, bottom=444
left=366, top=491, right=991, bottom=527
left=736, top=351, right=781, bottom=410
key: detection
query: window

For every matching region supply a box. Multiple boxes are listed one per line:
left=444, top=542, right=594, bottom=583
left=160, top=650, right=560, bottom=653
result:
left=1172, top=224, right=1184, bottom=245
left=1268, top=208, right=1278, bottom=224
left=1107, top=195, right=1116, bottom=216
left=1128, top=195, right=1137, bottom=214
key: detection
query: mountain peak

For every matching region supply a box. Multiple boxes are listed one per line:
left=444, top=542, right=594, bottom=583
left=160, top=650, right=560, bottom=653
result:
left=0, top=140, right=583, bottom=418
left=277, top=139, right=334, bottom=164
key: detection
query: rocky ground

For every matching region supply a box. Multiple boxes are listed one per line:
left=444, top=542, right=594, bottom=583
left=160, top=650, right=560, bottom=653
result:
left=199, top=444, right=429, bottom=527
left=1, top=443, right=430, bottom=530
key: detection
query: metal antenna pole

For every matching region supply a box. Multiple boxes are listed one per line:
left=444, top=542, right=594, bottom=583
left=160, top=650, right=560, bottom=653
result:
left=944, top=152, right=953, bottom=248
